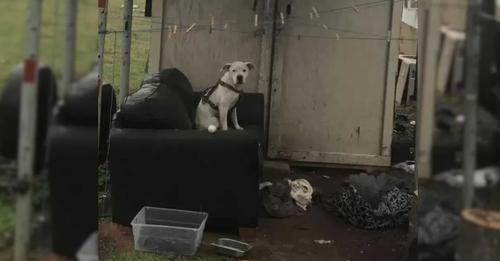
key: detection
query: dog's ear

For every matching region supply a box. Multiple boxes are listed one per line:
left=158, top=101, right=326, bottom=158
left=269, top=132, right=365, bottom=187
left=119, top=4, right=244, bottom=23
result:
left=221, top=63, right=231, bottom=73
left=246, top=62, right=255, bottom=70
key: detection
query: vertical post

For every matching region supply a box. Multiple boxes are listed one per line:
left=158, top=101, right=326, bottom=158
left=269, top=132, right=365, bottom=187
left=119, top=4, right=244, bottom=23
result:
left=14, top=0, right=42, bottom=260
left=416, top=0, right=440, bottom=179
left=257, top=0, right=275, bottom=151
left=462, top=0, right=482, bottom=209
left=120, top=0, right=133, bottom=106
left=62, top=0, right=77, bottom=99
left=98, top=0, right=108, bottom=150
left=148, top=0, right=164, bottom=74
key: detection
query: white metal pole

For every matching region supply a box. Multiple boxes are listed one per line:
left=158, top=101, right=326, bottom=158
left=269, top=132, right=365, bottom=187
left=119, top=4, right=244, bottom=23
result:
left=98, top=0, right=108, bottom=149
left=14, top=0, right=43, bottom=260
left=120, top=0, right=133, bottom=106
left=62, top=0, right=77, bottom=99
left=463, top=0, right=482, bottom=209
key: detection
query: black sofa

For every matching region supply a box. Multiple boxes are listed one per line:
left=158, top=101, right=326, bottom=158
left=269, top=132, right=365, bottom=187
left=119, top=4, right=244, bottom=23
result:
left=47, top=69, right=116, bottom=258
left=109, top=69, right=264, bottom=234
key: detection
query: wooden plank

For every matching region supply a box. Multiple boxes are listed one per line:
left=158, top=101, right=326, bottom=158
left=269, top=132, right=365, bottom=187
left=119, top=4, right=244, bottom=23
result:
left=441, top=0, right=467, bottom=31
left=257, top=0, right=275, bottom=149
left=381, top=0, right=403, bottom=157
left=406, top=63, right=417, bottom=104
left=416, top=0, right=441, bottom=179
left=147, top=0, right=164, bottom=74
left=268, top=149, right=390, bottom=167
left=267, top=0, right=287, bottom=157
left=441, top=26, right=466, bottom=41
left=451, top=41, right=465, bottom=94
left=436, top=35, right=457, bottom=95
left=395, top=61, right=410, bottom=104
left=400, top=23, right=417, bottom=55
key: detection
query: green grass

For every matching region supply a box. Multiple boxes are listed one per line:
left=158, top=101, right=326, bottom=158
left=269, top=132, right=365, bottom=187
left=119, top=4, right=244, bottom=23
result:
left=0, top=0, right=150, bottom=94
left=0, top=0, right=151, bottom=252
left=103, top=0, right=151, bottom=94
left=0, top=198, right=15, bottom=249
left=0, top=0, right=98, bottom=92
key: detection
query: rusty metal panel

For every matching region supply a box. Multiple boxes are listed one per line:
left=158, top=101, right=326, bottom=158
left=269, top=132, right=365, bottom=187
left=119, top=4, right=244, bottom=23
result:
left=268, top=0, right=402, bottom=166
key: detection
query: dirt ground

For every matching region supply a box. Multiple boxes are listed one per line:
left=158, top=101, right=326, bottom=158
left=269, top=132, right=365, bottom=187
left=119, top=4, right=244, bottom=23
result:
left=99, top=167, right=413, bottom=261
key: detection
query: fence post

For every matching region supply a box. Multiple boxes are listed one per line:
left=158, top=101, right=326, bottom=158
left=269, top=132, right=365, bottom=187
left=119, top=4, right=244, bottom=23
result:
left=98, top=0, right=108, bottom=151
left=462, top=0, right=482, bottom=209
left=120, top=0, right=133, bottom=106
left=14, top=0, right=43, bottom=260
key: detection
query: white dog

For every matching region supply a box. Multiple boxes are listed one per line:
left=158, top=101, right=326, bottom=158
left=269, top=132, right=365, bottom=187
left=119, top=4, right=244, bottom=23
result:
left=195, top=61, right=253, bottom=132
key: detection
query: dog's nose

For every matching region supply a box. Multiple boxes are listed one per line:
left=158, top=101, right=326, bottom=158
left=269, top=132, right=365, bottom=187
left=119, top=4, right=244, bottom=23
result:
left=236, top=75, right=243, bottom=84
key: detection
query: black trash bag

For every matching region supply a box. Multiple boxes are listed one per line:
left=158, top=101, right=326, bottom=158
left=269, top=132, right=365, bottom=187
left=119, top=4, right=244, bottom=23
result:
left=159, top=68, right=195, bottom=121
left=261, top=180, right=303, bottom=218
left=324, top=173, right=414, bottom=230
left=417, top=190, right=459, bottom=261
left=116, top=69, right=193, bottom=130
left=0, top=64, right=58, bottom=173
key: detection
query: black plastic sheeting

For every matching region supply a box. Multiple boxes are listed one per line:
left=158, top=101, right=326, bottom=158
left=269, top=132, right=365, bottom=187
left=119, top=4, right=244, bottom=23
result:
left=0, top=64, right=57, bottom=173
left=261, top=180, right=304, bottom=218
left=417, top=189, right=460, bottom=261
left=117, top=68, right=194, bottom=130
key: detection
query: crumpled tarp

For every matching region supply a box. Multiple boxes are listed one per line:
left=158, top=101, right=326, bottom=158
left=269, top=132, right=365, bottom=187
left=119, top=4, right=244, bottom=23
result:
left=261, top=180, right=304, bottom=218
left=261, top=178, right=314, bottom=218
left=417, top=190, right=459, bottom=261
left=324, top=172, right=414, bottom=230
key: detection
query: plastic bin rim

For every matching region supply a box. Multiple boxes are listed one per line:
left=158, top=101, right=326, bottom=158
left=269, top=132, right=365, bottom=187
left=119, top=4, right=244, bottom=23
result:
left=130, top=206, right=209, bottom=230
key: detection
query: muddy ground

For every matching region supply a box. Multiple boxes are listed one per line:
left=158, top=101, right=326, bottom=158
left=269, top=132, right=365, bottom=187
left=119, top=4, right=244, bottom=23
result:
left=100, top=167, right=413, bottom=261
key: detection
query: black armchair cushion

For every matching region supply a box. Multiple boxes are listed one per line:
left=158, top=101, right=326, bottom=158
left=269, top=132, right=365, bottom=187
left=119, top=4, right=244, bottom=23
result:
left=116, top=82, right=192, bottom=130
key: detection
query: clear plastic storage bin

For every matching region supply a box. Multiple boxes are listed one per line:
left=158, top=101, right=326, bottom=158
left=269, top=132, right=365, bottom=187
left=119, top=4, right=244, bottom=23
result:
left=131, top=206, right=208, bottom=255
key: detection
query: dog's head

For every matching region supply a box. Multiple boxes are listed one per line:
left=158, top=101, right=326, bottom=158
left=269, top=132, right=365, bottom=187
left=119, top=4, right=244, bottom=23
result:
left=221, top=61, right=254, bottom=85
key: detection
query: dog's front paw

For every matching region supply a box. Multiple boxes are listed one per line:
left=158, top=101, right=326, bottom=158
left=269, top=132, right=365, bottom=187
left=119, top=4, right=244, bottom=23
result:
left=235, top=126, right=244, bottom=130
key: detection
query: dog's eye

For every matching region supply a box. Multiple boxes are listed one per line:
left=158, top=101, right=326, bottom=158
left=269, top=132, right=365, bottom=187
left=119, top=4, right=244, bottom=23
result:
left=243, top=69, right=247, bottom=72
left=232, top=69, right=236, bottom=72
